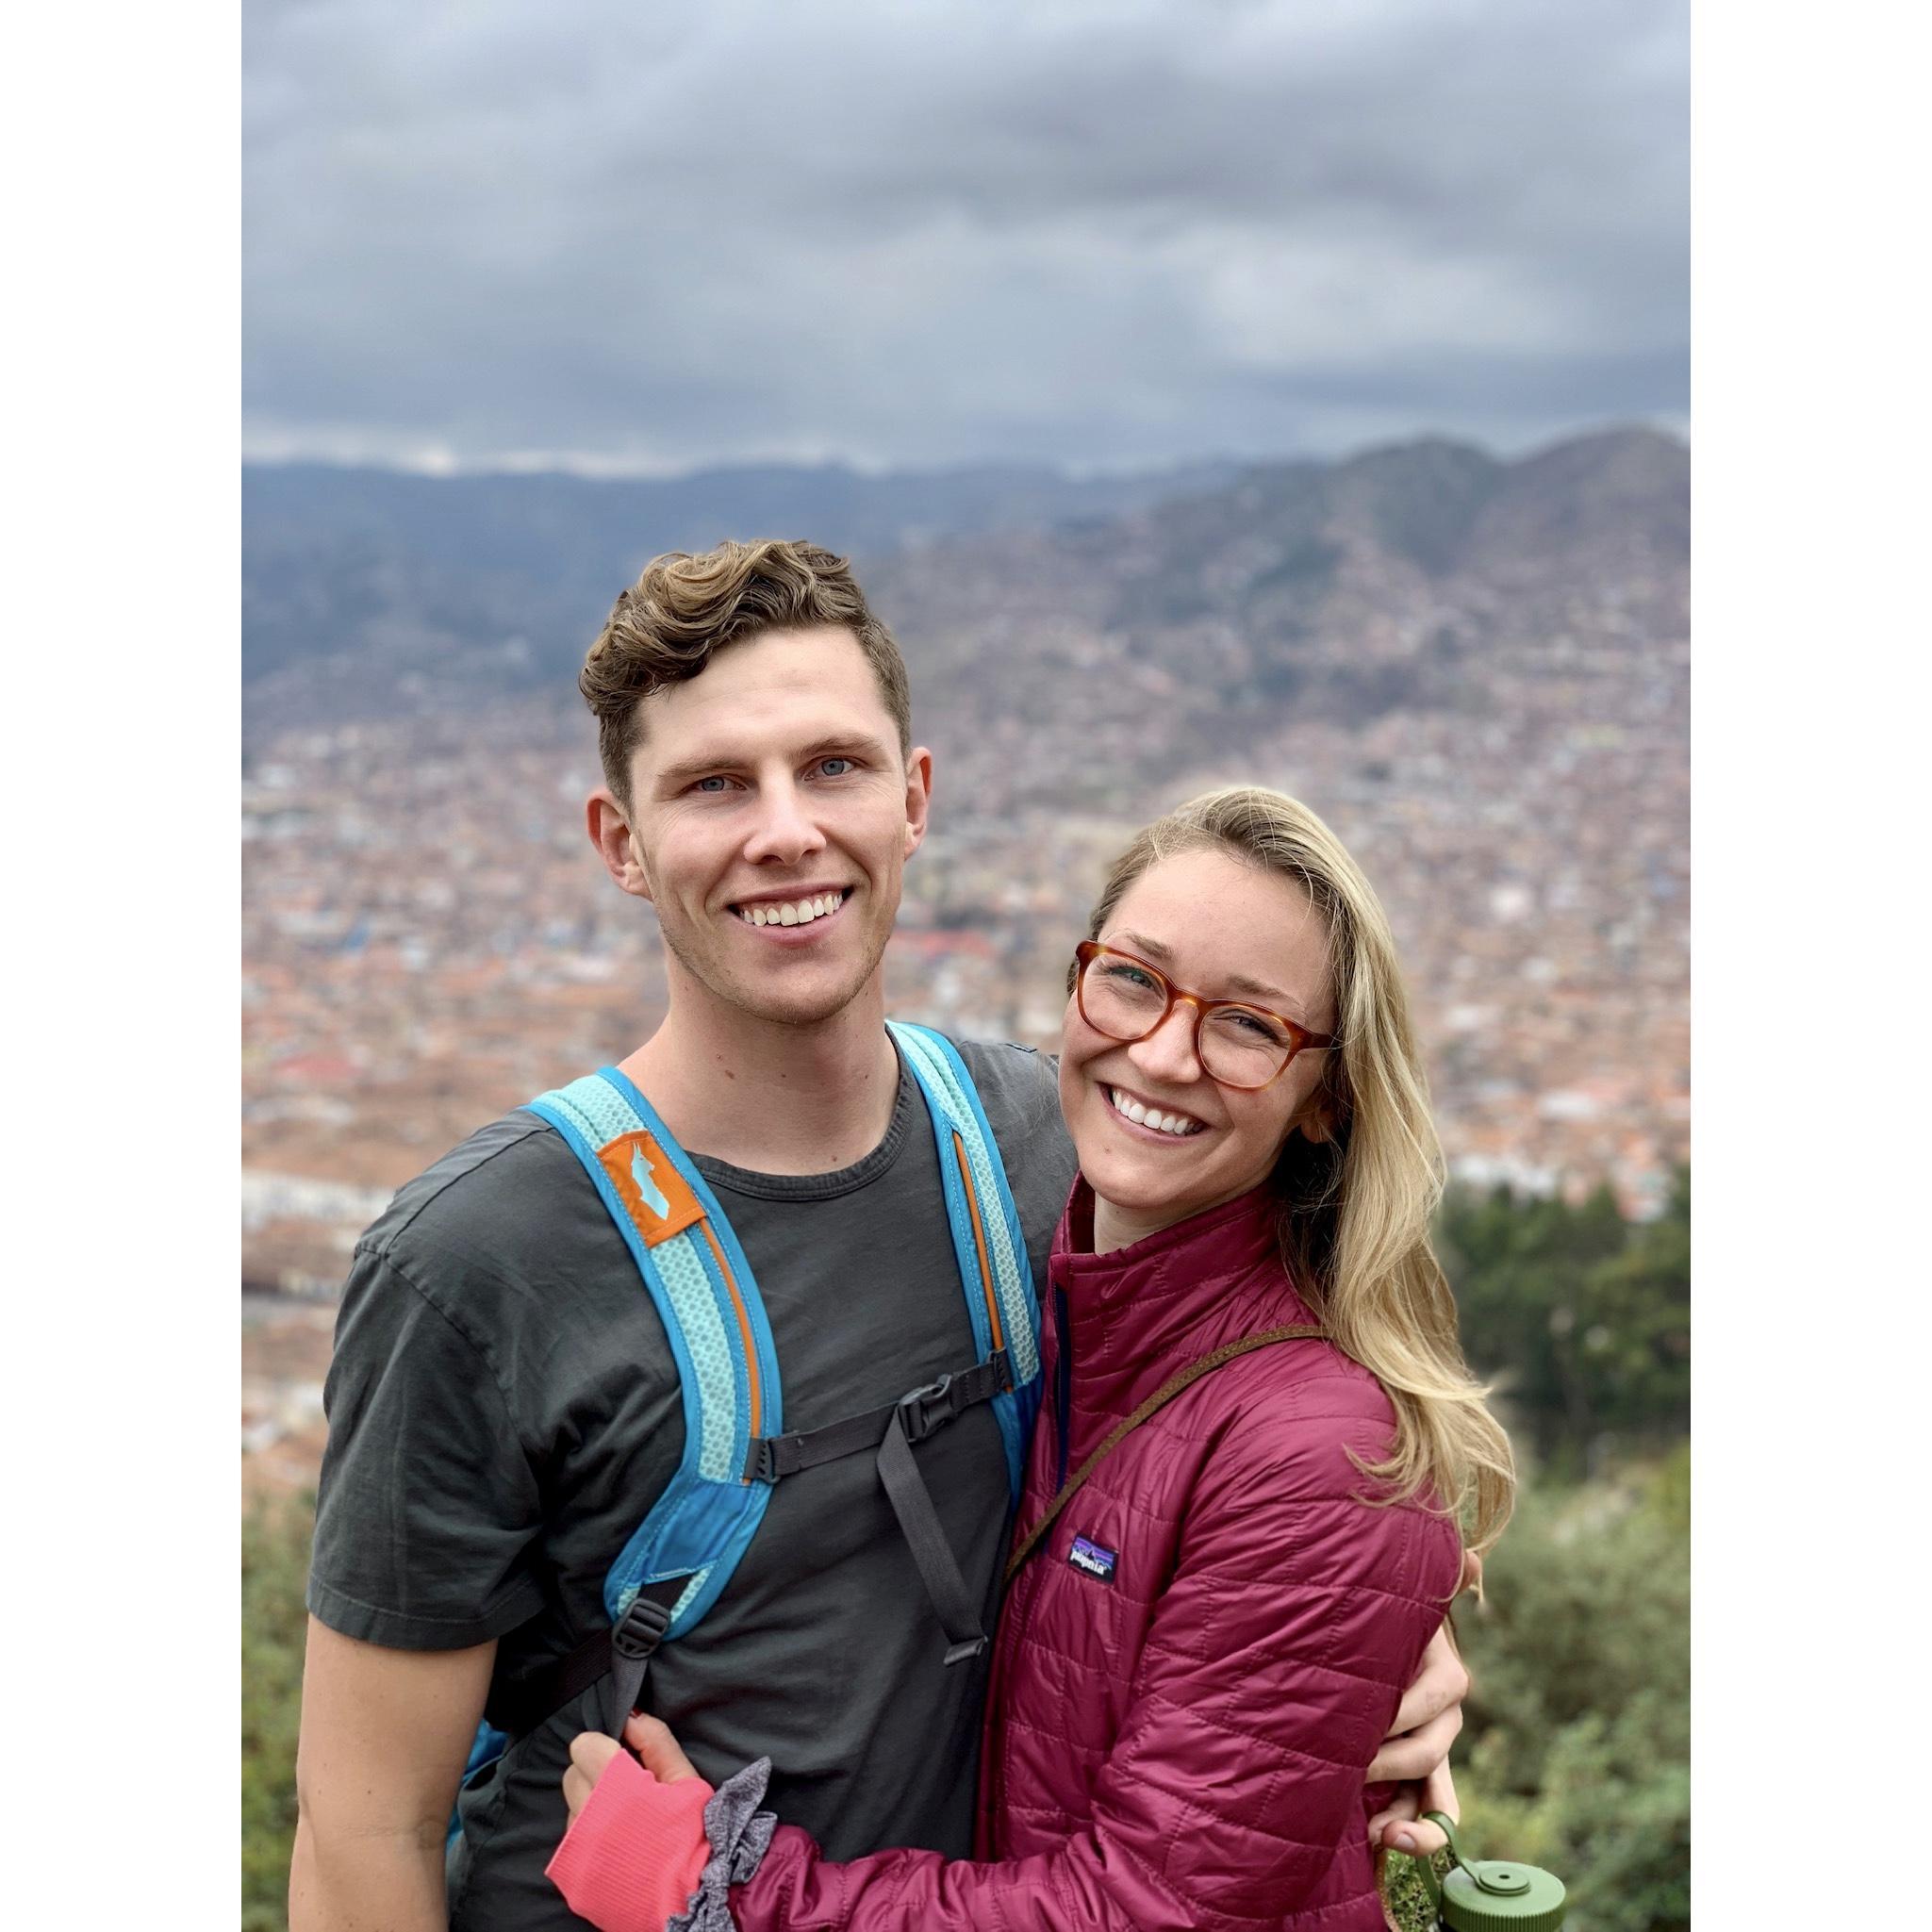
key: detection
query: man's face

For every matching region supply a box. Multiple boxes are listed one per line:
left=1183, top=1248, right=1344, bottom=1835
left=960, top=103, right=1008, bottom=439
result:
left=602, top=626, right=931, bottom=1029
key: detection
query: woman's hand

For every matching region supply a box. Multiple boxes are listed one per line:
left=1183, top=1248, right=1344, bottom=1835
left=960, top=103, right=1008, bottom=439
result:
left=1367, top=1623, right=1468, bottom=1784
left=1369, top=1759, right=1458, bottom=1859
left=1366, top=1551, right=1479, bottom=1857
left=619, top=1712, right=702, bottom=1783
left=561, top=1713, right=703, bottom=1825
left=562, top=1731, right=624, bottom=1825
left=549, top=1715, right=717, bottom=1931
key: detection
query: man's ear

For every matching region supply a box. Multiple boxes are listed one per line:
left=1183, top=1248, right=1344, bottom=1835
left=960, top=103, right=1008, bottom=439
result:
left=587, top=787, right=653, bottom=901
left=902, top=745, right=934, bottom=861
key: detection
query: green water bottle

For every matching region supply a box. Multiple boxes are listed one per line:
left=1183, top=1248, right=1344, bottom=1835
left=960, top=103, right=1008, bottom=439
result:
left=1405, top=1810, right=1567, bottom=1931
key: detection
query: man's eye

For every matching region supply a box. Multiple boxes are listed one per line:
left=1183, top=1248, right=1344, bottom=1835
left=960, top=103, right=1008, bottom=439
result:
left=817, top=757, right=855, bottom=778
left=692, top=776, right=733, bottom=794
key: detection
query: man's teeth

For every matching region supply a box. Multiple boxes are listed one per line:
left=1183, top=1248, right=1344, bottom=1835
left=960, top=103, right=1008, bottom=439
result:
left=1106, top=1086, right=1205, bottom=1137
left=738, top=892, right=845, bottom=927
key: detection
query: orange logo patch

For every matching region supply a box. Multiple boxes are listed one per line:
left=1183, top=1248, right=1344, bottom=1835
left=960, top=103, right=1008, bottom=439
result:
left=598, top=1130, right=704, bottom=1247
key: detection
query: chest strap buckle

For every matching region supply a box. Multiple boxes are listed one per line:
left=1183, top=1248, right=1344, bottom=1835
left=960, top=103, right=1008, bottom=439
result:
left=897, top=1349, right=1012, bottom=1444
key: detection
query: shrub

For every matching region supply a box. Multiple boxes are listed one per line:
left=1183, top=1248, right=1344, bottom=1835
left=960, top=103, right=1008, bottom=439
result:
left=242, top=1494, right=315, bottom=1932
left=1453, top=1451, right=1691, bottom=1932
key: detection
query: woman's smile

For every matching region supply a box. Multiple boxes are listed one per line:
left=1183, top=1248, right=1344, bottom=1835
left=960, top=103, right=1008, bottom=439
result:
left=1099, top=1082, right=1209, bottom=1139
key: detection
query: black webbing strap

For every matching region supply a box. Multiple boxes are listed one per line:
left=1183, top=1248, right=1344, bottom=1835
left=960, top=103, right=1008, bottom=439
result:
left=876, top=1405, right=994, bottom=1665
left=485, top=1573, right=690, bottom=1743
left=741, top=1352, right=1012, bottom=1483
left=743, top=1348, right=1013, bottom=1667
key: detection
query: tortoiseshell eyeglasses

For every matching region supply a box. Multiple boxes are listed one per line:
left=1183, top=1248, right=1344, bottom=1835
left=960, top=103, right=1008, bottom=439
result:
left=1072, top=940, right=1336, bottom=1091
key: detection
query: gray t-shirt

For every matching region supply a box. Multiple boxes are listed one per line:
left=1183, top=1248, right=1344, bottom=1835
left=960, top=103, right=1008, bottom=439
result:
left=306, top=1034, right=1074, bottom=1931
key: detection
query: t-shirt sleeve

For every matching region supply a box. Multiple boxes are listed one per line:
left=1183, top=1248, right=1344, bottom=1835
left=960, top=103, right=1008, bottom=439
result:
left=306, top=1244, right=547, bottom=1650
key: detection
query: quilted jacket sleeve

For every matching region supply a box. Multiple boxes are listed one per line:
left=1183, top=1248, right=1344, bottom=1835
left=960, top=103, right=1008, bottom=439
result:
left=727, top=1404, right=1463, bottom=1932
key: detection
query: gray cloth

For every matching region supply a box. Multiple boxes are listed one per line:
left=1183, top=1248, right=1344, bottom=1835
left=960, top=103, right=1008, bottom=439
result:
left=306, top=1034, right=1074, bottom=1932
left=667, top=1760, right=779, bottom=1932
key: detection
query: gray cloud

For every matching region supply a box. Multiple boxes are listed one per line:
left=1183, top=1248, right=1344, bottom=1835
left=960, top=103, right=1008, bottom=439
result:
left=243, top=0, right=1687, bottom=471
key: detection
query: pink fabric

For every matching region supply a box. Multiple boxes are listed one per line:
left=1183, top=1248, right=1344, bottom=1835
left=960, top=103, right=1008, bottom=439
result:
left=732, top=1180, right=1464, bottom=1931
left=546, top=1750, right=714, bottom=1932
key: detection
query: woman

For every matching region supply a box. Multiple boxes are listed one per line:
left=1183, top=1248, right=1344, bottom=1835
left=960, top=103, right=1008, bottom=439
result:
left=548, top=786, right=1515, bottom=1931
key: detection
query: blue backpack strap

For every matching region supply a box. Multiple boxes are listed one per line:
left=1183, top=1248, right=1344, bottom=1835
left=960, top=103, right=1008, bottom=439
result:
left=885, top=1021, right=1043, bottom=1502
left=525, top=1067, right=784, bottom=1634
left=453, top=1068, right=784, bottom=1839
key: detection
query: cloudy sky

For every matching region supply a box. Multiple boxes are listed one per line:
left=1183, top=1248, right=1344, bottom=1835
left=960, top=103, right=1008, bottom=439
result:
left=243, top=0, right=1686, bottom=475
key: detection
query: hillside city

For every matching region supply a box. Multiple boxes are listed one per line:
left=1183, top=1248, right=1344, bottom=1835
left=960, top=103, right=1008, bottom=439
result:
left=242, top=434, right=1689, bottom=1490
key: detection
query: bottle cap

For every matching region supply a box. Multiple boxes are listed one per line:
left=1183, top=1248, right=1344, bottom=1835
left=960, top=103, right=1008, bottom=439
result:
left=1439, top=1858, right=1567, bottom=1931
left=1415, top=1812, right=1567, bottom=1932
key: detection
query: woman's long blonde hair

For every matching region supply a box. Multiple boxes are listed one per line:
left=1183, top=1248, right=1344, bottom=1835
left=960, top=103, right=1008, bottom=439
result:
left=1082, top=785, right=1515, bottom=1558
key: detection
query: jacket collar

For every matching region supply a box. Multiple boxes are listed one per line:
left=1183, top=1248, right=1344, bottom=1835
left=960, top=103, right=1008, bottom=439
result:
left=1046, top=1178, right=1317, bottom=1435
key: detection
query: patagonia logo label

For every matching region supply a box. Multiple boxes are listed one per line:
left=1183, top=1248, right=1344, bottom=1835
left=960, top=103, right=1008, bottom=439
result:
left=1068, top=1536, right=1117, bottom=1584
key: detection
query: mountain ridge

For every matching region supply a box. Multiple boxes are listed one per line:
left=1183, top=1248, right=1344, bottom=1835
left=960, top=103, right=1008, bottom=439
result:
left=242, top=425, right=1686, bottom=750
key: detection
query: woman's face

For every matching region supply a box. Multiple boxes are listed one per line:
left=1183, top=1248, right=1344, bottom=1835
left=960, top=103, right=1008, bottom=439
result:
left=1059, top=847, right=1338, bottom=1250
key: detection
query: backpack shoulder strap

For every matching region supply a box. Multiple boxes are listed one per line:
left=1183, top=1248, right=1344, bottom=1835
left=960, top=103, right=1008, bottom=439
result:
left=525, top=1069, right=782, bottom=1642
left=885, top=1021, right=1044, bottom=1499
left=454, top=1070, right=782, bottom=1835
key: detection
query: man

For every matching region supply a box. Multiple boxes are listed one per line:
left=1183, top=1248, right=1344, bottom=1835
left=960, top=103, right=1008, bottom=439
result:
left=289, top=539, right=1465, bottom=1931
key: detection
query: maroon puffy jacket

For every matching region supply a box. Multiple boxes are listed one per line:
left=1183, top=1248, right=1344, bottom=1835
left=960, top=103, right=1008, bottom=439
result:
left=735, top=1181, right=1463, bottom=1930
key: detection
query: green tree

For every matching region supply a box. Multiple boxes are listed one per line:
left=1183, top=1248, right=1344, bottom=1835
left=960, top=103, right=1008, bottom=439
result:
left=1439, top=1174, right=1690, bottom=1477
left=1580, top=1170, right=1690, bottom=1442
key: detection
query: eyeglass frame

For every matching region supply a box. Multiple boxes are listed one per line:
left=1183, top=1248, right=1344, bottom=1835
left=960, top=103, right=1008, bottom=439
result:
left=1070, top=940, right=1338, bottom=1092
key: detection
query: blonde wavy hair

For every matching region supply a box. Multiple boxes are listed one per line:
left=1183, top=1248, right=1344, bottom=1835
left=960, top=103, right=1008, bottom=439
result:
left=1082, top=785, right=1515, bottom=1559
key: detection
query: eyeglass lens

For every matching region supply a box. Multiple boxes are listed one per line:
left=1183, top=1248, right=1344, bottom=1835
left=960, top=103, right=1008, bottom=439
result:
left=1081, top=952, right=1296, bottom=1086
